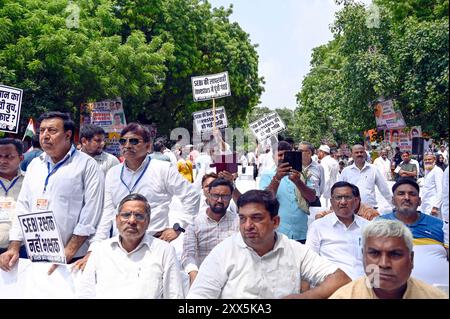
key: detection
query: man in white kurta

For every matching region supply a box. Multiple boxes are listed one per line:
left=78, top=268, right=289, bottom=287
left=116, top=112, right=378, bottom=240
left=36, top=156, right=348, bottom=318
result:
left=373, top=149, right=391, bottom=181
left=420, top=153, right=443, bottom=216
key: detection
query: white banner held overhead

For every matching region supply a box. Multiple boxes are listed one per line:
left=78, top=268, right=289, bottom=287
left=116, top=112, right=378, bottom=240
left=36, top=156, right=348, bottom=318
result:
left=193, top=106, right=228, bottom=134
left=191, top=71, right=231, bottom=102
left=0, top=84, right=23, bottom=134
left=249, top=112, right=286, bottom=142
left=18, top=211, right=66, bottom=264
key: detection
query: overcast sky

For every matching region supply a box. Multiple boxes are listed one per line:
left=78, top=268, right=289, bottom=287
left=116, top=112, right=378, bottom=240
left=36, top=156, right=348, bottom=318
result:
left=209, top=0, right=371, bottom=110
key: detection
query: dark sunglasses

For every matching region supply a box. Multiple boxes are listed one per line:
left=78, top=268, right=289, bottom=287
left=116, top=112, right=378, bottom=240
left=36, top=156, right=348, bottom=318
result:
left=119, top=138, right=142, bottom=146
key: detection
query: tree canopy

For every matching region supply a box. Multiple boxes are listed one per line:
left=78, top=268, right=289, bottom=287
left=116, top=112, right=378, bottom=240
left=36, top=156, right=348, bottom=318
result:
left=294, top=0, right=448, bottom=145
left=0, top=0, right=263, bottom=137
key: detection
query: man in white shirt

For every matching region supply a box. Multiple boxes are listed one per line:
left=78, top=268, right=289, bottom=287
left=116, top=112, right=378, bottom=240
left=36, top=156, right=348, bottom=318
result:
left=340, top=144, right=392, bottom=209
left=73, top=123, right=200, bottom=271
left=373, top=149, right=391, bottom=181
left=318, top=144, right=339, bottom=208
left=182, top=178, right=239, bottom=285
left=187, top=189, right=351, bottom=299
left=78, top=193, right=184, bottom=298
left=79, top=124, right=119, bottom=176
left=299, top=142, right=324, bottom=204
left=421, top=152, right=444, bottom=217
left=0, top=112, right=104, bottom=275
left=0, top=138, right=25, bottom=254
left=441, top=166, right=449, bottom=223
left=306, top=182, right=369, bottom=280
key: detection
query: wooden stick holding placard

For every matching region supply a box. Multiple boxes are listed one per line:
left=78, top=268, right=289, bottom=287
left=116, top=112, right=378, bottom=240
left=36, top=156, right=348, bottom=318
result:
left=212, top=98, right=216, bottom=129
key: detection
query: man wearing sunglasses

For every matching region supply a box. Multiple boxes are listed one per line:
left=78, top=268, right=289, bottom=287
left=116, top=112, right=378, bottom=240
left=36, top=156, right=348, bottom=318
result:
left=74, top=123, right=200, bottom=271
left=77, top=193, right=185, bottom=298
left=181, top=178, right=239, bottom=286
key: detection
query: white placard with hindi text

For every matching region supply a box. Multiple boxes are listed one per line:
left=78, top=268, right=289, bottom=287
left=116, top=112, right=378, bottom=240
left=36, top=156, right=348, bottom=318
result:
left=18, top=211, right=66, bottom=264
left=193, top=106, right=228, bottom=134
left=191, top=71, right=231, bottom=102
left=249, top=112, right=286, bottom=142
left=0, top=84, right=23, bottom=134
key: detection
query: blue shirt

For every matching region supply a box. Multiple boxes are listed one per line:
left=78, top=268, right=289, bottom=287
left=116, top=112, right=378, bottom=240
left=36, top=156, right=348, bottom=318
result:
left=259, top=167, right=308, bottom=240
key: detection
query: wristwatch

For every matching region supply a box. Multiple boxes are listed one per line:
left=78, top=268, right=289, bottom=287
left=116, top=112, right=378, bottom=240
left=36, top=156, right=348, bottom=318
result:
left=173, top=223, right=185, bottom=233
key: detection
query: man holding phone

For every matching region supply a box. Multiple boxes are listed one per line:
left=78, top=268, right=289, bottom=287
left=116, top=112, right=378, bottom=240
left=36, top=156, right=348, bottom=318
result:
left=259, top=140, right=316, bottom=243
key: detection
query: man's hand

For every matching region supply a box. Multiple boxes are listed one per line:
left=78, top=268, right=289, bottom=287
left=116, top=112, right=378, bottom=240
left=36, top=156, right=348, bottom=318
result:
left=71, top=251, right=92, bottom=273
left=276, top=162, right=291, bottom=180
left=159, top=228, right=180, bottom=242
left=0, top=241, right=21, bottom=272
left=188, top=270, right=198, bottom=286
left=218, top=170, right=236, bottom=182
left=288, top=169, right=303, bottom=185
left=431, top=207, right=440, bottom=217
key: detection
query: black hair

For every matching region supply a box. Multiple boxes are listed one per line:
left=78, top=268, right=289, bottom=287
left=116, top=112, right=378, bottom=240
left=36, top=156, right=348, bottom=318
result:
left=121, top=123, right=152, bottom=143
left=392, top=178, right=420, bottom=194
left=80, top=124, right=105, bottom=140
left=38, top=111, right=75, bottom=143
left=331, top=181, right=360, bottom=198
left=277, top=141, right=292, bottom=152
left=118, top=193, right=151, bottom=216
left=208, top=177, right=235, bottom=194
left=237, top=190, right=279, bottom=218
left=0, top=138, right=24, bottom=156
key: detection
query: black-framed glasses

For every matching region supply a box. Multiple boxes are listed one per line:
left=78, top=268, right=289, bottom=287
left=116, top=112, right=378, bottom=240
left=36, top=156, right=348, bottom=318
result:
left=119, top=138, right=142, bottom=146
left=118, top=211, right=148, bottom=221
left=209, top=193, right=232, bottom=201
left=332, top=195, right=355, bottom=202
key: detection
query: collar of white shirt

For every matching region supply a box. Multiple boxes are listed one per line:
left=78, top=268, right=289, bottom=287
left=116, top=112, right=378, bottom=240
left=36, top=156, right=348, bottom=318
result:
left=235, top=231, right=285, bottom=256
left=110, top=233, right=155, bottom=254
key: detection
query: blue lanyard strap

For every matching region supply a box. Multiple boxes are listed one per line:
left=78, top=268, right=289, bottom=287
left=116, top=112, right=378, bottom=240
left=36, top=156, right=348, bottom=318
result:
left=44, top=148, right=76, bottom=193
left=120, top=156, right=151, bottom=194
left=0, top=174, right=21, bottom=196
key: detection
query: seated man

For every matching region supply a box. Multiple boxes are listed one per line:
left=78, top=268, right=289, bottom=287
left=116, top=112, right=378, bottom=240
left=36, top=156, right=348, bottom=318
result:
left=77, top=193, right=185, bottom=298
left=330, top=219, right=448, bottom=299
left=187, top=190, right=351, bottom=299
left=315, top=183, right=379, bottom=221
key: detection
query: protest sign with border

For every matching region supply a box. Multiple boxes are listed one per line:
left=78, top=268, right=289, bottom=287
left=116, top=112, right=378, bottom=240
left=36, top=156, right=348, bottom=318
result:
left=191, top=71, right=231, bottom=102
left=374, top=99, right=406, bottom=130
left=193, top=106, right=228, bottom=134
left=18, top=211, right=66, bottom=264
left=0, top=84, right=23, bottom=134
left=384, top=126, right=421, bottom=153
left=249, top=112, right=286, bottom=142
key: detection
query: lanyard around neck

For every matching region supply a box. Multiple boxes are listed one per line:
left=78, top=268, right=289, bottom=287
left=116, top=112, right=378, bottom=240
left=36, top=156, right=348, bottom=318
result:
left=120, top=156, right=151, bottom=194
left=44, top=148, right=76, bottom=193
left=0, top=174, right=21, bottom=196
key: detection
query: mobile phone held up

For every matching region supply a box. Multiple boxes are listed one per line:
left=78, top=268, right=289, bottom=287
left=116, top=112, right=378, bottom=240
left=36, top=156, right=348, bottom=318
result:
left=283, top=150, right=302, bottom=173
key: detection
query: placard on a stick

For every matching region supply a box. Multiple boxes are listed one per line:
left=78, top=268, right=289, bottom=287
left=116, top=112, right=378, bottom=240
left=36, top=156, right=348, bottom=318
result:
left=191, top=71, right=231, bottom=102
left=249, top=112, right=286, bottom=142
left=193, top=106, right=228, bottom=134
left=0, top=84, right=23, bottom=134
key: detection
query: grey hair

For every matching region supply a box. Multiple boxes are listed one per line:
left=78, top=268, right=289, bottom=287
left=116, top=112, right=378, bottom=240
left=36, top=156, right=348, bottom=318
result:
left=299, top=141, right=315, bottom=153
left=362, top=219, right=413, bottom=253
left=118, top=193, right=151, bottom=216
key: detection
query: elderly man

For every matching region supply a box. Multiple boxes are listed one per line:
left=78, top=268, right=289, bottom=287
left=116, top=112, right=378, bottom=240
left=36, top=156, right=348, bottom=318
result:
left=187, top=190, right=351, bottom=299
left=0, top=138, right=25, bottom=254
left=306, top=182, right=369, bottom=280
left=77, top=193, right=185, bottom=298
left=340, top=144, right=392, bottom=209
left=318, top=144, right=339, bottom=208
left=0, top=112, right=104, bottom=275
left=421, top=152, right=444, bottom=217
left=330, top=219, right=448, bottom=299
left=373, top=149, right=391, bottom=181
left=379, top=178, right=448, bottom=287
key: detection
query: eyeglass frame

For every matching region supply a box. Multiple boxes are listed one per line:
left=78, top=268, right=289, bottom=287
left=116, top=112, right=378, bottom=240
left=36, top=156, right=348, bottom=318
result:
left=118, top=138, right=143, bottom=146
left=117, top=211, right=149, bottom=221
left=208, top=193, right=233, bottom=201
left=331, top=195, right=355, bottom=202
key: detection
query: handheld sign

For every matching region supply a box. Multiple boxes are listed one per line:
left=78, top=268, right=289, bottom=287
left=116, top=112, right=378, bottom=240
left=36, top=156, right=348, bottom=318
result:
left=0, top=84, right=23, bottom=134
left=191, top=71, right=231, bottom=102
left=249, top=112, right=286, bottom=142
left=193, top=106, right=228, bottom=134
left=18, top=211, right=66, bottom=264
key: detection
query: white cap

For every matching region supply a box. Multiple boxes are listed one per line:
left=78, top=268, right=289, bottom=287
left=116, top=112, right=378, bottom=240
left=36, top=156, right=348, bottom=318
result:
left=319, top=144, right=330, bottom=154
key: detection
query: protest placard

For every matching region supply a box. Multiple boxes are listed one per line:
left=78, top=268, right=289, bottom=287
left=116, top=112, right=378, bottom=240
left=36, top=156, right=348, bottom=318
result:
left=373, top=99, right=406, bottom=130
left=249, top=112, right=286, bottom=142
left=191, top=71, right=231, bottom=102
left=18, top=211, right=66, bottom=264
left=0, top=84, right=23, bottom=134
left=193, top=106, right=228, bottom=134
left=384, top=126, right=421, bottom=152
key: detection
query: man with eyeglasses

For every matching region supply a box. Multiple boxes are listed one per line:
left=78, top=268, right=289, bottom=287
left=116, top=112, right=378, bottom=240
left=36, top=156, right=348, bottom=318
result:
left=74, top=123, right=199, bottom=271
left=0, top=112, right=104, bottom=278
left=79, top=124, right=119, bottom=177
left=181, top=178, right=239, bottom=286
left=77, top=193, right=185, bottom=298
left=0, top=138, right=25, bottom=254
left=306, top=181, right=369, bottom=281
